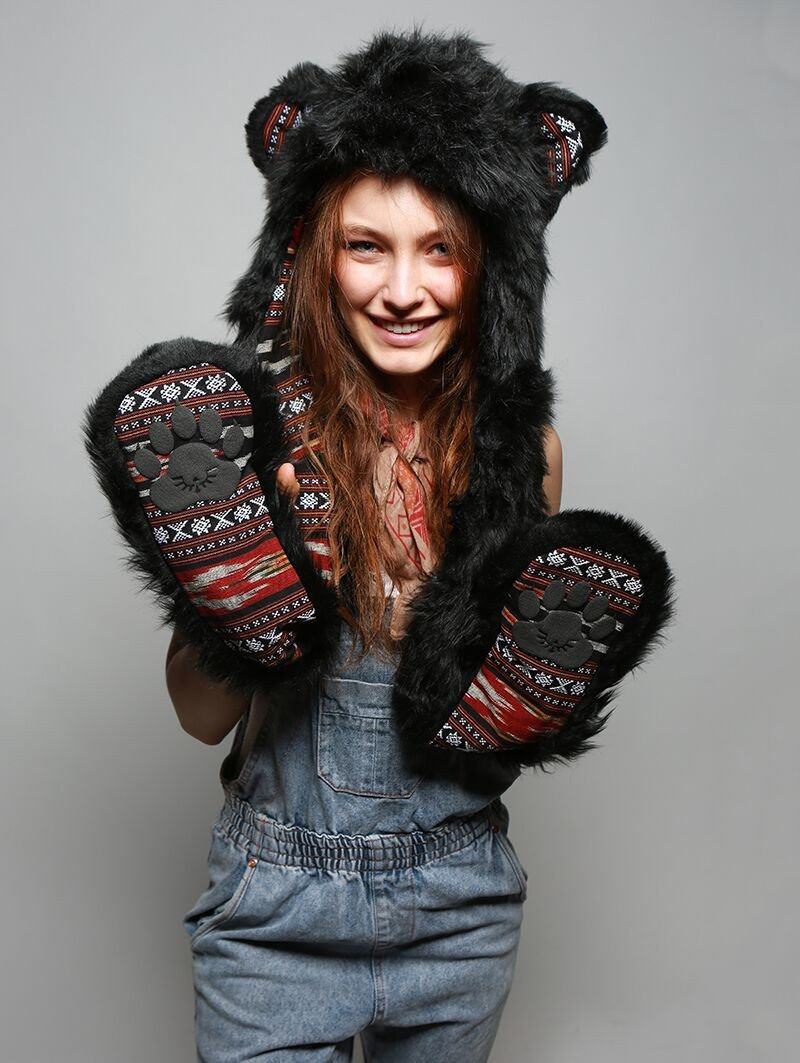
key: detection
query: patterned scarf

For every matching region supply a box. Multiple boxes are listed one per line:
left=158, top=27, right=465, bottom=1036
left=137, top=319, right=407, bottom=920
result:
left=373, top=399, right=436, bottom=638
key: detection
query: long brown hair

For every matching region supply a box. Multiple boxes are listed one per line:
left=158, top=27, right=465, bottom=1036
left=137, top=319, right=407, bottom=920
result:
left=284, top=168, right=484, bottom=660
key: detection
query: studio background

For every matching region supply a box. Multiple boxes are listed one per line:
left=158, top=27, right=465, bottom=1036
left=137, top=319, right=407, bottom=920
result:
left=2, top=1, right=797, bottom=1060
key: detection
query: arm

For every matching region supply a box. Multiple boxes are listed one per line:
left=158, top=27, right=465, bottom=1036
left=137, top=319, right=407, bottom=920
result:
left=166, top=628, right=251, bottom=745
left=164, top=465, right=305, bottom=746
left=542, top=425, right=563, bottom=516
left=83, top=337, right=338, bottom=696
left=424, top=501, right=674, bottom=761
left=406, top=423, right=674, bottom=763
left=164, top=467, right=305, bottom=746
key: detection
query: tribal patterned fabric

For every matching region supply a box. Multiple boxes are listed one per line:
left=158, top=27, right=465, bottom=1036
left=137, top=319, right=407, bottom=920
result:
left=250, top=199, right=334, bottom=587
left=262, top=100, right=306, bottom=163
left=113, top=362, right=316, bottom=667
left=431, top=544, right=645, bottom=752
left=540, top=111, right=584, bottom=187
left=260, top=341, right=332, bottom=585
left=256, top=215, right=306, bottom=358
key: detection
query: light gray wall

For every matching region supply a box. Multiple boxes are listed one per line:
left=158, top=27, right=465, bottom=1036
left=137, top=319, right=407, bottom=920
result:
left=2, top=1, right=797, bottom=1060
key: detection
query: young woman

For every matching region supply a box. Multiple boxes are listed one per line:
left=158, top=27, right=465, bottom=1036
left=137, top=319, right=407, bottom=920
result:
left=165, top=170, right=562, bottom=747
left=166, top=169, right=561, bottom=1060
left=84, top=27, right=673, bottom=1061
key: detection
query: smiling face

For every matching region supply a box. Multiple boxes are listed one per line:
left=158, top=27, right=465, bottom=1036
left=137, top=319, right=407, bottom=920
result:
left=332, top=174, right=462, bottom=415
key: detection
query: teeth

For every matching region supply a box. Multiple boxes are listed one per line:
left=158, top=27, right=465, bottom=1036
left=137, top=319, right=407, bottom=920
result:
left=379, top=319, right=434, bottom=334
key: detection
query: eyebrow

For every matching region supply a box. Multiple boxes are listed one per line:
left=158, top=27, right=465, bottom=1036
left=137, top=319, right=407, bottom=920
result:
left=343, top=223, right=445, bottom=245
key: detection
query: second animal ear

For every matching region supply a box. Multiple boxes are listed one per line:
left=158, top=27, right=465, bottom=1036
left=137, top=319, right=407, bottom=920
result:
left=519, top=82, right=608, bottom=213
left=244, top=62, right=330, bottom=177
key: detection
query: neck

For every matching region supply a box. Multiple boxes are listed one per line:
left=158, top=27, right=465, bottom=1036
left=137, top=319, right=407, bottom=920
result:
left=372, top=365, right=438, bottom=421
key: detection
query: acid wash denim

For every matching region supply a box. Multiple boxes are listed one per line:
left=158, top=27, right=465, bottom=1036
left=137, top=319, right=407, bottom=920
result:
left=182, top=611, right=530, bottom=1062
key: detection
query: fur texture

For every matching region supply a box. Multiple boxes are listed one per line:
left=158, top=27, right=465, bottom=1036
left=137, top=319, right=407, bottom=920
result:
left=85, top=27, right=676, bottom=774
left=394, top=508, right=675, bottom=772
left=82, top=337, right=342, bottom=697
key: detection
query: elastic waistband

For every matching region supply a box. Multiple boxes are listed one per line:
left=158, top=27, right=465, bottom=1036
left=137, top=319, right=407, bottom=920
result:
left=216, top=789, right=494, bottom=872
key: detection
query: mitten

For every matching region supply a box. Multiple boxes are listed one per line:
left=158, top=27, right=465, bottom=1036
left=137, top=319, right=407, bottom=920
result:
left=260, top=340, right=333, bottom=586
left=83, top=336, right=337, bottom=688
left=402, top=509, right=675, bottom=768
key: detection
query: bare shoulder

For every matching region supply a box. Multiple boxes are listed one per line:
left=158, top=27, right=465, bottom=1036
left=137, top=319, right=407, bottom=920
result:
left=543, top=425, right=562, bottom=466
left=542, top=425, right=563, bottom=516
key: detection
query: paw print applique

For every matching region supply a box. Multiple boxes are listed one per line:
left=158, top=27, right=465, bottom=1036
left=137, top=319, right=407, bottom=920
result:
left=132, top=402, right=247, bottom=513
left=512, top=579, right=618, bottom=669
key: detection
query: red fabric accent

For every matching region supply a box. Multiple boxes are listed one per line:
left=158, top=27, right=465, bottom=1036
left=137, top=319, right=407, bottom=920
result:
left=430, top=545, right=645, bottom=752
left=114, top=363, right=314, bottom=668
left=373, top=397, right=435, bottom=637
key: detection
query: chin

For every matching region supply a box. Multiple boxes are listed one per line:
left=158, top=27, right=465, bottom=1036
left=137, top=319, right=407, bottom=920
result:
left=357, top=330, right=455, bottom=378
left=365, top=347, right=441, bottom=377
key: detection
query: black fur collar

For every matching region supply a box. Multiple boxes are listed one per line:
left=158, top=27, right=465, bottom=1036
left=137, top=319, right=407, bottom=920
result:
left=216, top=30, right=609, bottom=769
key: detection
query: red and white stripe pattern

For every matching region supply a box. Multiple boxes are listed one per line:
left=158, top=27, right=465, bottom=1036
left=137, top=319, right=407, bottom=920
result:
left=540, top=111, right=583, bottom=187
left=262, top=100, right=305, bottom=163
left=257, top=216, right=306, bottom=355
left=114, top=362, right=316, bottom=667
left=262, top=344, right=332, bottom=583
left=253, top=210, right=332, bottom=587
left=431, top=544, right=645, bottom=752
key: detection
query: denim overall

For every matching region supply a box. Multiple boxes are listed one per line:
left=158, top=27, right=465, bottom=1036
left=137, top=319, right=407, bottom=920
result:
left=182, top=604, right=530, bottom=1062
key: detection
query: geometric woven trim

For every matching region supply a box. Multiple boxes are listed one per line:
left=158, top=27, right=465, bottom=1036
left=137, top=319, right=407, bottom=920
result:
left=539, top=111, right=583, bottom=187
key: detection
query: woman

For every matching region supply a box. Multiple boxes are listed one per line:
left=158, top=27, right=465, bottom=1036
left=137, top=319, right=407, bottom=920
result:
left=84, top=27, right=673, bottom=1061
left=165, top=168, right=562, bottom=743
left=166, top=167, right=560, bottom=1060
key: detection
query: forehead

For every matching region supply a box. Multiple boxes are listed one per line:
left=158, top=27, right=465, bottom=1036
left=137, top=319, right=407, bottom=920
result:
left=339, top=174, right=440, bottom=236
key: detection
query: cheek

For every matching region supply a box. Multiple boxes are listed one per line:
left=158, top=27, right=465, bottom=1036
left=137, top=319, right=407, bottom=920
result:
left=431, top=269, right=462, bottom=312
left=334, top=259, right=376, bottom=307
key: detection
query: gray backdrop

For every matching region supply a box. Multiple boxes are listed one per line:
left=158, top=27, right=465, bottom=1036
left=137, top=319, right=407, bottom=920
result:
left=3, top=1, right=797, bottom=1060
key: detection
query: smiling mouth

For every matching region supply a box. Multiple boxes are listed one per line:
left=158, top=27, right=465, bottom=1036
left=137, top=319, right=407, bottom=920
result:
left=368, top=315, right=442, bottom=334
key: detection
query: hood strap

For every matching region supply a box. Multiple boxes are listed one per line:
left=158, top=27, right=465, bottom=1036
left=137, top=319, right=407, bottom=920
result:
left=256, top=214, right=306, bottom=371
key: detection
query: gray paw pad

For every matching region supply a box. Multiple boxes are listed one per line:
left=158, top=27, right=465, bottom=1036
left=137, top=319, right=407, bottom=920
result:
left=512, top=579, right=617, bottom=669
left=133, top=402, right=247, bottom=513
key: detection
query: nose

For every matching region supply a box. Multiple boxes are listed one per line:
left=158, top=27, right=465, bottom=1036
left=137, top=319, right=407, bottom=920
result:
left=381, top=253, right=426, bottom=314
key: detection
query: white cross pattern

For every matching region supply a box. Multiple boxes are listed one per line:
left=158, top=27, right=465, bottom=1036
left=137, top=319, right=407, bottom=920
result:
left=168, top=520, right=191, bottom=542
left=134, top=386, right=160, bottom=409
left=562, top=554, right=591, bottom=578
left=550, top=676, right=577, bottom=697
left=182, top=376, right=206, bottom=400
left=600, top=568, right=630, bottom=590
left=211, top=509, right=234, bottom=532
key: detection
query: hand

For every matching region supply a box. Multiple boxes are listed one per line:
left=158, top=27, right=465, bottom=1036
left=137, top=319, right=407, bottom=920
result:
left=276, top=462, right=300, bottom=505
left=94, top=341, right=318, bottom=672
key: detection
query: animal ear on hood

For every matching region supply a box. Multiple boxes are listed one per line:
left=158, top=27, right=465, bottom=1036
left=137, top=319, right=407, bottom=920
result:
left=519, top=83, right=608, bottom=216
left=244, top=61, right=329, bottom=178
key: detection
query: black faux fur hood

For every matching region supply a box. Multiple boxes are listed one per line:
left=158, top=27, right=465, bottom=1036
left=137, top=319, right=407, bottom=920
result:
left=84, top=26, right=674, bottom=775
left=226, top=26, right=608, bottom=559
left=223, top=28, right=624, bottom=764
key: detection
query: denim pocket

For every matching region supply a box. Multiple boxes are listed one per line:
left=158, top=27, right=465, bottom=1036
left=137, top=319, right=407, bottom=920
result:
left=494, top=829, right=529, bottom=902
left=316, top=676, right=423, bottom=798
left=182, top=826, right=260, bottom=947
